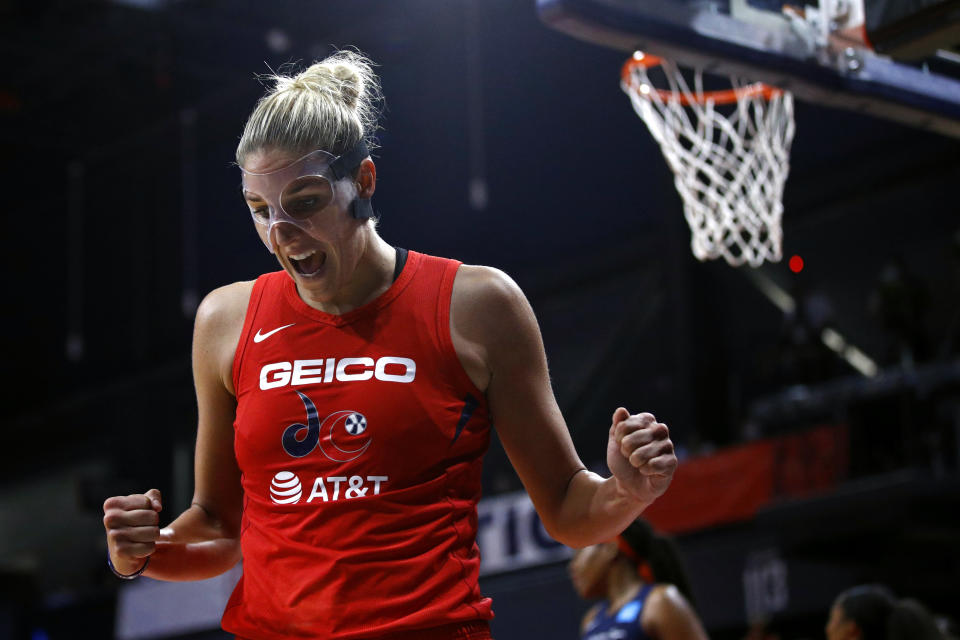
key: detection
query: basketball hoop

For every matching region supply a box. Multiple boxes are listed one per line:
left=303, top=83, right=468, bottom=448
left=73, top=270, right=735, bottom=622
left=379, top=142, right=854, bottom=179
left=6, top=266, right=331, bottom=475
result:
left=621, top=52, right=796, bottom=267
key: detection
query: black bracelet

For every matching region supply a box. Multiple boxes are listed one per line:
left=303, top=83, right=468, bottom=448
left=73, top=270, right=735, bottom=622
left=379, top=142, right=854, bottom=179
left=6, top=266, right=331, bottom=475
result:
left=107, top=554, right=149, bottom=580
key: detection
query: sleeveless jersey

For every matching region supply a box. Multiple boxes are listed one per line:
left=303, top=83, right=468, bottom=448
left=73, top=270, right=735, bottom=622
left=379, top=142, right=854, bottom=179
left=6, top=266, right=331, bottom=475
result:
left=222, top=251, right=494, bottom=639
left=582, top=584, right=655, bottom=640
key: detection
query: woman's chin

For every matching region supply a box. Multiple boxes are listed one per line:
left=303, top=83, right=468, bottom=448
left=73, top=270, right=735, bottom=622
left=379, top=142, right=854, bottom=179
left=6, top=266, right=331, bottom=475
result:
left=286, top=262, right=337, bottom=300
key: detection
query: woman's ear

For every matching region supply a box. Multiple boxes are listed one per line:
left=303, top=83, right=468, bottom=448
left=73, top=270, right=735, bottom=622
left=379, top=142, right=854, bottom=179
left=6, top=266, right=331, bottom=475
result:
left=356, top=158, right=376, bottom=198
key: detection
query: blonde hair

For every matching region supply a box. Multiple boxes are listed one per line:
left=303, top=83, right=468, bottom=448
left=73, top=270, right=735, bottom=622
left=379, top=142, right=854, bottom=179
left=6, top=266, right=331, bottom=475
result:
left=236, top=50, right=382, bottom=165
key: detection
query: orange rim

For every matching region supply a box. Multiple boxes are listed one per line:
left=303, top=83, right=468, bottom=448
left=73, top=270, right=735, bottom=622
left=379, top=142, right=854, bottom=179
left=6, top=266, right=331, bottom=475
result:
left=621, top=53, right=783, bottom=106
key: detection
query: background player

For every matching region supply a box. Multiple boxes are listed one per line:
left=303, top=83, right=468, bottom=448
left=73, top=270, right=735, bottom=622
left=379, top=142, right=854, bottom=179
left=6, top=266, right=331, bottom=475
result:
left=569, top=518, right=709, bottom=640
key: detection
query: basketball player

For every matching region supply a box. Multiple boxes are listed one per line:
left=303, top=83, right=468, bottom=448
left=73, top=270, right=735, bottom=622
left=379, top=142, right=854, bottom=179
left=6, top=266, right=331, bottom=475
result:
left=102, top=51, right=678, bottom=640
left=569, top=519, right=708, bottom=640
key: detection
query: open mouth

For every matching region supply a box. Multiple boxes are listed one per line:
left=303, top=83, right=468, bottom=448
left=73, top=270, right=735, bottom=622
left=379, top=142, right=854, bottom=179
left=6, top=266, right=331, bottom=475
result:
left=288, top=249, right=327, bottom=277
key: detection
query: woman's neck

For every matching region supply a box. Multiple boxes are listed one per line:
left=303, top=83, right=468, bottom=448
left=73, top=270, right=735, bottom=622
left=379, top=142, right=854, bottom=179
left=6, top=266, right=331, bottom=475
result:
left=605, top=560, right=645, bottom=612
left=298, top=230, right=396, bottom=315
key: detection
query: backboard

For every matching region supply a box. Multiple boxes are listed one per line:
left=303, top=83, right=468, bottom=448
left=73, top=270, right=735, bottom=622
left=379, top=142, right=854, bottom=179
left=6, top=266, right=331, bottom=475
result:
left=537, top=0, right=960, bottom=138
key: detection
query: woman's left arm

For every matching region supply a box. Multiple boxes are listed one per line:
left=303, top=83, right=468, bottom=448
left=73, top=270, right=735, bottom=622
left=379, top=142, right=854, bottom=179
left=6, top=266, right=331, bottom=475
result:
left=451, top=265, right=677, bottom=548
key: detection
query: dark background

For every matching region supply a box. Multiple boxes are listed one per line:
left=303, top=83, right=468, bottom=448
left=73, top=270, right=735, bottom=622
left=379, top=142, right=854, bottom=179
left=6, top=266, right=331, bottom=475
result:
left=1, top=0, right=958, bottom=639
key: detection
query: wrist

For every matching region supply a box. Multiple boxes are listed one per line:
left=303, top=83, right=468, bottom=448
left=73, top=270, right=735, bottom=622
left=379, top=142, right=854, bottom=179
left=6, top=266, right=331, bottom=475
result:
left=108, top=553, right=149, bottom=580
left=609, top=474, right=653, bottom=513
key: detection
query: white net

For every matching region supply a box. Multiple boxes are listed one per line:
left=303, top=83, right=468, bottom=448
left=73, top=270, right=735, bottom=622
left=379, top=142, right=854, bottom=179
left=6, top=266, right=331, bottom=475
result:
left=622, top=57, right=796, bottom=267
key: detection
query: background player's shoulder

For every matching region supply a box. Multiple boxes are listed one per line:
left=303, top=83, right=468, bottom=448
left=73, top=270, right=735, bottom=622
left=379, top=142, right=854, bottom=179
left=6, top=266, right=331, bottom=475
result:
left=641, top=583, right=701, bottom=635
left=647, top=583, right=685, bottom=608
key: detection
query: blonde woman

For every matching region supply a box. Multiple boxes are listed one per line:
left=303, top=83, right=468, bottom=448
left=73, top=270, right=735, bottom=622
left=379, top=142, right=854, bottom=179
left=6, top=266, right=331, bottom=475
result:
left=102, top=51, right=678, bottom=640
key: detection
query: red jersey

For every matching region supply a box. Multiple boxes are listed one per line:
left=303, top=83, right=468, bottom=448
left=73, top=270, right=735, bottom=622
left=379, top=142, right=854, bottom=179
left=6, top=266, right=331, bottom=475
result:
left=222, top=251, right=494, bottom=639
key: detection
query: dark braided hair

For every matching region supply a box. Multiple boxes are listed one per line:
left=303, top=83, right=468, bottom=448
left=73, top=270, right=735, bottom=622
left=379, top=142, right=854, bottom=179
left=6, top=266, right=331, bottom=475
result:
left=886, top=598, right=945, bottom=640
left=836, top=585, right=894, bottom=640
left=619, top=519, right=697, bottom=608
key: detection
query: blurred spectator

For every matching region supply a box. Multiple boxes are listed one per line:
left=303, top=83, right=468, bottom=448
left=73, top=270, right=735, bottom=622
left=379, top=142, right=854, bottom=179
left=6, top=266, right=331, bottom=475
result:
left=888, top=599, right=948, bottom=640
left=776, top=284, right=840, bottom=385
left=868, top=256, right=930, bottom=367
left=825, top=584, right=945, bottom=640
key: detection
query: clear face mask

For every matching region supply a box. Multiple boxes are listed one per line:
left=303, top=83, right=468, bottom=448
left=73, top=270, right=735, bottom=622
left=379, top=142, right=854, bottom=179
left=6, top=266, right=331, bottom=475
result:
left=240, top=140, right=372, bottom=254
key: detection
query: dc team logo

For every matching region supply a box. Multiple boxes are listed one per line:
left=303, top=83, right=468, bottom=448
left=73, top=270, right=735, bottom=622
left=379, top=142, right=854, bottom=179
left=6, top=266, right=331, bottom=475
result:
left=270, top=471, right=303, bottom=505
left=282, top=392, right=371, bottom=462
left=344, top=413, right=366, bottom=435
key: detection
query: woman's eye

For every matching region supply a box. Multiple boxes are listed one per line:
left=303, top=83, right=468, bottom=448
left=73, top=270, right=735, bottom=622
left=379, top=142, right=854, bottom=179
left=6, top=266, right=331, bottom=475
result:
left=293, top=197, right=319, bottom=211
left=251, top=206, right=269, bottom=221
left=285, top=197, right=329, bottom=218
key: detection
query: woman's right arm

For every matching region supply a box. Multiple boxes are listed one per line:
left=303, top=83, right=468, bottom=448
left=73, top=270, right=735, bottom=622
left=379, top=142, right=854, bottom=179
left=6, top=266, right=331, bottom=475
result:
left=102, top=281, right=253, bottom=581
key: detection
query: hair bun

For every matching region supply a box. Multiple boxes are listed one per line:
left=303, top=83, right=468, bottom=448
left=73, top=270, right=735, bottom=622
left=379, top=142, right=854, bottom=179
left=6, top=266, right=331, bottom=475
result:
left=237, top=49, right=382, bottom=164
left=331, top=64, right=361, bottom=108
left=294, top=52, right=371, bottom=110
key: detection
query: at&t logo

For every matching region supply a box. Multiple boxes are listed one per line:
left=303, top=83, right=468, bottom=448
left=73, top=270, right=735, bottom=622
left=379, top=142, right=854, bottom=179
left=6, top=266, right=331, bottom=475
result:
left=270, top=471, right=303, bottom=505
left=269, top=471, right=388, bottom=505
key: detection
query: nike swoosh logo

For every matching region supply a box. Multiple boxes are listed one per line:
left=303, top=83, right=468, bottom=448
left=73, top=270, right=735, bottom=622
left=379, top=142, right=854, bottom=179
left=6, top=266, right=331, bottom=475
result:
left=253, top=323, right=296, bottom=343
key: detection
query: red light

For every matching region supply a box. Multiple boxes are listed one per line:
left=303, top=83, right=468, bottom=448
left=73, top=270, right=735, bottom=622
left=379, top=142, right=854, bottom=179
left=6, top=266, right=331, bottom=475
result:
left=789, top=255, right=804, bottom=273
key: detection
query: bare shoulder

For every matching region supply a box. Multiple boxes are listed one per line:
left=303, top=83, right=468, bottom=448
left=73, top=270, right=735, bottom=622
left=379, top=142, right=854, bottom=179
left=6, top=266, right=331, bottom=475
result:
left=646, top=584, right=686, bottom=608
left=450, top=265, right=537, bottom=391
left=642, top=584, right=709, bottom=640
left=195, top=280, right=256, bottom=330
left=451, top=264, right=533, bottom=338
left=193, top=280, right=256, bottom=394
left=452, top=264, right=525, bottom=307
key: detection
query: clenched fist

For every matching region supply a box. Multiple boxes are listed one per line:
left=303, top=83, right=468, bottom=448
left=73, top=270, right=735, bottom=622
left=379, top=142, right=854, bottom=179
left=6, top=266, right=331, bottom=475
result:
left=103, top=489, right=168, bottom=575
left=606, top=408, right=677, bottom=505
